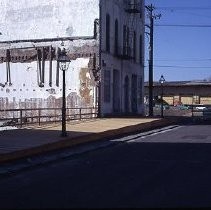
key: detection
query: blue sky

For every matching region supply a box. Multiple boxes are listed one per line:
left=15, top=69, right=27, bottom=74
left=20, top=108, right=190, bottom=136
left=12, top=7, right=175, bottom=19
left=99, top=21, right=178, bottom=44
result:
left=145, top=0, right=211, bottom=82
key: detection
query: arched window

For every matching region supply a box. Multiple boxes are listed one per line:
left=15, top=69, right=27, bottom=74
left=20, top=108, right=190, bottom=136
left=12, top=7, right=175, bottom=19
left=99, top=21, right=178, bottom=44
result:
left=127, top=27, right=130, bottom=56
left=133, top=31, right=137, bottom=62
left=106, top=14, right=110, bottom=52
left=123, top=25, right=127, bottom=56
left=140, top=34, right=143, bottom=64
left=114, top=19, right=119, bottom=56
left=123, top=25, right=130, bottom=57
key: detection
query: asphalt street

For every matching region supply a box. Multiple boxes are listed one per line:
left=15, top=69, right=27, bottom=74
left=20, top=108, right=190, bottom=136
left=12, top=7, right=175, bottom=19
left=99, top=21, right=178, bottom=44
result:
left=1, top=122, right=211, bottom=208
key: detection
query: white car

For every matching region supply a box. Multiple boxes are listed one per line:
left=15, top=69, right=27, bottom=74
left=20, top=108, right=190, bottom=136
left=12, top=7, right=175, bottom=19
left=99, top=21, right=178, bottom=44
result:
left=195, top=106, right=207, bottom=110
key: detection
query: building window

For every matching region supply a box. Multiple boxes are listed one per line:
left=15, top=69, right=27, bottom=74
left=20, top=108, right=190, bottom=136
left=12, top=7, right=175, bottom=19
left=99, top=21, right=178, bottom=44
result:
left=133, top=31, right=137, bottom=62
left=104, top=70, right=111, bottom=102
left=114, top=19, right=119, bottom=56
left=140, top=34, right=143, bottom=65
left=123, top=25, right=127, bottom=56
left=106, top=14, right=110, bottom=53
left=127, top=27, right=130, bottom=56
left=139, top=0, right=142, bottom=19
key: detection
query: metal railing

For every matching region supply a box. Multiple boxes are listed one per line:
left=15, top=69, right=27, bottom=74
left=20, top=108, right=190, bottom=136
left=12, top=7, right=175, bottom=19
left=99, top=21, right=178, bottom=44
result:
left=0, top=107, right=98, bottom=128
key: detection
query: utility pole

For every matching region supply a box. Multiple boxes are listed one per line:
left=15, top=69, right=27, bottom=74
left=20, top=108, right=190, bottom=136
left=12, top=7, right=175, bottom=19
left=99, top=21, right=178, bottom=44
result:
left=145, top=4, right=161, bottom=117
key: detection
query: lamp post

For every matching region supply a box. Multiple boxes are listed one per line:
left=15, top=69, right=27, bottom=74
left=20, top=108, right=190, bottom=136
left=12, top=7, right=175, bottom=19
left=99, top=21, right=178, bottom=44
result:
left=159, top=75, right=165, bottom=118
left=58, top=48, right=70, bottom=137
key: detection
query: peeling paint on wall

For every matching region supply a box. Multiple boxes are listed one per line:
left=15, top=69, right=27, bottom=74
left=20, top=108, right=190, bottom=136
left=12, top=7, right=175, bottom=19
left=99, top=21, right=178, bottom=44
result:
left=0, top=0, right=99, bottom=41
left=79, top=67, right=95, bottom=106
left=0, top=0, right=146, bottom=116
left=0, top=0, right=100, bottom=110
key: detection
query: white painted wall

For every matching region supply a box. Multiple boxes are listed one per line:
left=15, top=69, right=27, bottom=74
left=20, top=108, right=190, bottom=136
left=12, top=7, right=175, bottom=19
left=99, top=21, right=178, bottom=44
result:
left=0, top=58, right=90, bottom=101
left=0, top=0, right=99, bottom=40
left=0, top=0, right=99, bottom=106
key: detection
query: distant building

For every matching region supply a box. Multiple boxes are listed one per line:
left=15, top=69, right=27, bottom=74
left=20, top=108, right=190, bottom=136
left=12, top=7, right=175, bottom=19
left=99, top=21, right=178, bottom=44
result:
left=145, top=81, right=211, bottom=105
left=0, top=0, right=145, bottom=116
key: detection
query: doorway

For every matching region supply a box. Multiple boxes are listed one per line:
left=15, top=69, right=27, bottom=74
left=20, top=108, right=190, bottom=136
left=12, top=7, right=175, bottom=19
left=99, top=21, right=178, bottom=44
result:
left=113, top=69, right=120, bottom=113
left=124, top=76, right=130, bottom=113
left=131, top=74, right=138, bottom=114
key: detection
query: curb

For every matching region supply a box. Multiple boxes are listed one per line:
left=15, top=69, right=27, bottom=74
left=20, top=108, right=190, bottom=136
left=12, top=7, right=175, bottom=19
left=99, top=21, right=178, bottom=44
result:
left=0, top=118, right=175, bottom=164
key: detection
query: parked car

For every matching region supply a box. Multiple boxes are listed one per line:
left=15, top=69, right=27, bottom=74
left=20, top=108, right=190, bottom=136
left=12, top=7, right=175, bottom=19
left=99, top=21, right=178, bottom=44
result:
left=176, top=105, right=190, bottom=110
left=154, top=104, right=170, bottom=110
left=195, top=105, right=207, bottom=110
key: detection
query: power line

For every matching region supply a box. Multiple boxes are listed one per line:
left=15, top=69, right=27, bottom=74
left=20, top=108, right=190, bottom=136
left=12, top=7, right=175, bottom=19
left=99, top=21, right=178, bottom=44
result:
left=183, top=12, right=211, bottom=19
left=155, top=24, right=211, bottom=28
left=143, top=59, right=211, bottom=66
left=154, top=65, right=211, bottom=69
left=153, top=7, right=211, bottom=19
left=153, top=58, right=211, bottom=62
left=156, top=7, right=211, bottom=11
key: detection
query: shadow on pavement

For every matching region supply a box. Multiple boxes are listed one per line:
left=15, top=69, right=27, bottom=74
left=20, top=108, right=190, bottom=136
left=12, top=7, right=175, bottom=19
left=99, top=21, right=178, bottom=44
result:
left=0, top=128, right=94, bottom=163
left=1, top=118, right=211, bottom=208
left=63, top=141, right=211, bottom=208
left=1, top=141, right=211, bottom=208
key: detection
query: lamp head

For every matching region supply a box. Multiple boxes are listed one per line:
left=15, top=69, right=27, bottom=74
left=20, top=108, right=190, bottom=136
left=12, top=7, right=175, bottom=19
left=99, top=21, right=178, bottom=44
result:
left=159, top=75, right=165, bottom=84
left=58, top=48, right=70, bottom=71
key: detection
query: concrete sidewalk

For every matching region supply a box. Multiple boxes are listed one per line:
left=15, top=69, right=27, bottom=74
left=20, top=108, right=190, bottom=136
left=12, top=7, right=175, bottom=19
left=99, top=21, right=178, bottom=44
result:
left=0, top=117, right=175, bottom=163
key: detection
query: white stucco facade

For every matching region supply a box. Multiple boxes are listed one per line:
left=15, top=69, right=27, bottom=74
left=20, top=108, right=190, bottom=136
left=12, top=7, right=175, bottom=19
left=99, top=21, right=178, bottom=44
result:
left=0, top=0, right=99, bottom=40
left=0, top=39, right=98, bottom=106
left=0, top=0, right=99, bottom=109
left=0, top=0, right=145, bottom=116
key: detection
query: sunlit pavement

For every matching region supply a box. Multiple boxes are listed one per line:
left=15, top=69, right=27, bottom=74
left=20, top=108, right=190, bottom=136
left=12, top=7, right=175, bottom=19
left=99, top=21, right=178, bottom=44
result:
left=0, top=117, right=174, bottom=163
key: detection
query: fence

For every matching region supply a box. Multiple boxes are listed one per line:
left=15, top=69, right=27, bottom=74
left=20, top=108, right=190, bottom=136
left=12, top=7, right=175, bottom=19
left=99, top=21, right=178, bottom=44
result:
left=0, top=107, right=98, bottom=128
left=144, top=104, right=192, bottom=117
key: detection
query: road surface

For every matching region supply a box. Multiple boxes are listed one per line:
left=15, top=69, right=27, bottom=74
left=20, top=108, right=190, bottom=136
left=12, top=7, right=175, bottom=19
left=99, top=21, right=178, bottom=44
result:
left=1, top=122, right=211, bottom=208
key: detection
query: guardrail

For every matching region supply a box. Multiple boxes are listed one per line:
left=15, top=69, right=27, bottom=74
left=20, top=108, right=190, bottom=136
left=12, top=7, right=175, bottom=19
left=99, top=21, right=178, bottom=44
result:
left=0, top=107, right=98, bottom=128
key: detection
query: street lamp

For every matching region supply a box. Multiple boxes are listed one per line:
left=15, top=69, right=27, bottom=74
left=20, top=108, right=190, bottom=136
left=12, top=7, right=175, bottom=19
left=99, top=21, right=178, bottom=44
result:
left=58, top=48, right=70, bottom=137
left=159, top=75, right=165, bottom=118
